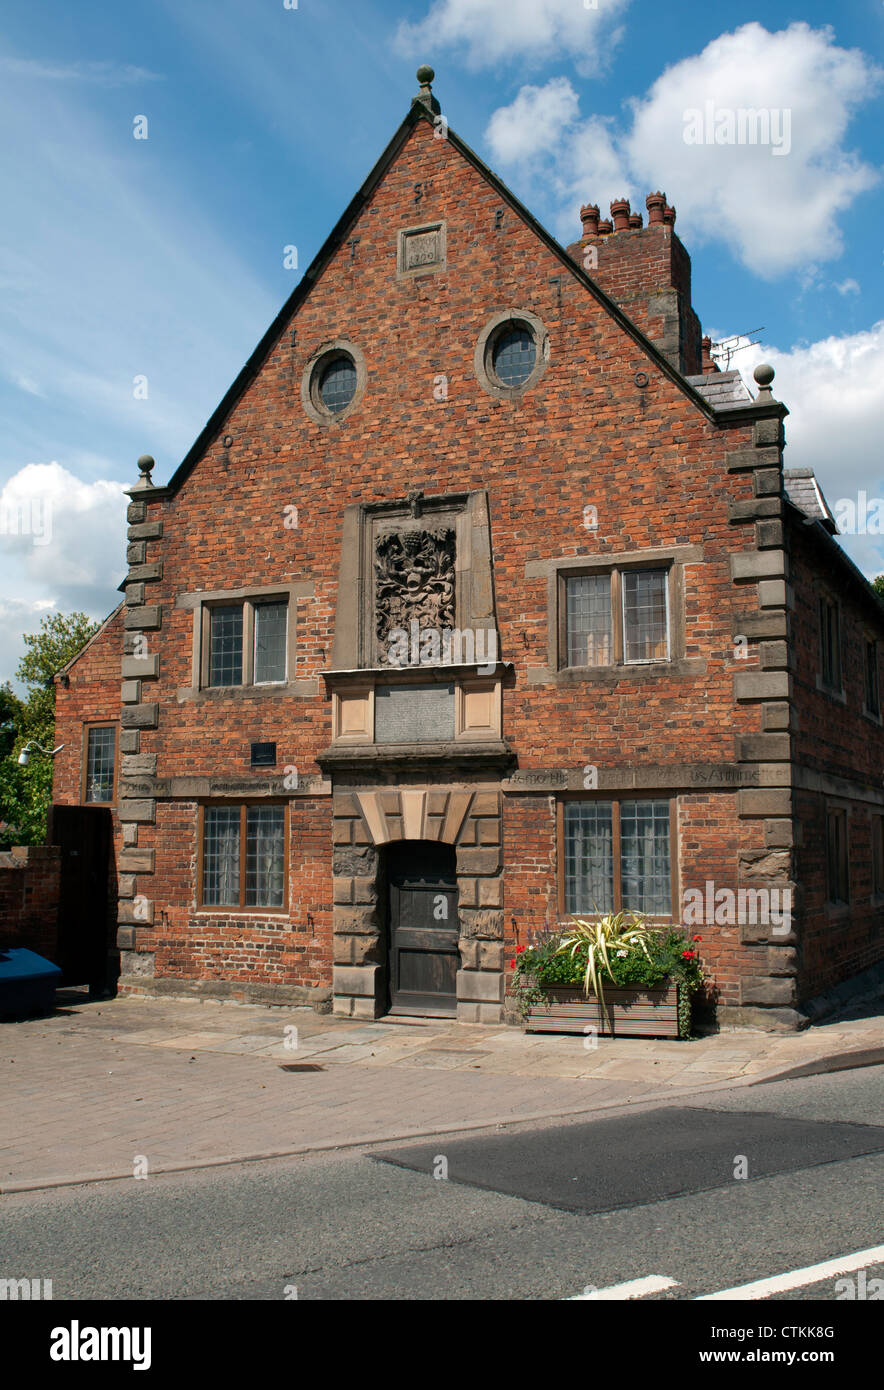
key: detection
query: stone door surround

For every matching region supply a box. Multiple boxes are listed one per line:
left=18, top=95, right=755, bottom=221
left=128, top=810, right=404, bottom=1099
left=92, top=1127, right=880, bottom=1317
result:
left=332, top=785, right=503, bottom=1021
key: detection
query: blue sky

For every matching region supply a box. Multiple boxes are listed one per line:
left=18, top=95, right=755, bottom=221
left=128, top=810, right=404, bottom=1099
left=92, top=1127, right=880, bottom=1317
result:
left=1, top=0, right=882, bottom=687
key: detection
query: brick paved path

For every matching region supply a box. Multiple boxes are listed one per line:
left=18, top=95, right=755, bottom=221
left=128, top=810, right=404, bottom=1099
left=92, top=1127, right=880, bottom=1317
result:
left=2, top=994, right=881, bottom=1191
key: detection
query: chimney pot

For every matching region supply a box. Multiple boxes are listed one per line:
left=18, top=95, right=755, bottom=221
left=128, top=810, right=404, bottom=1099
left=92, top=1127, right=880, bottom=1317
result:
left=580, top=203, right=600, bottom=236
left=628, top=212, right=643, bottom=229
left=701, top=335, right=718, bottom=374
left=646, top=191, right=666, bottom=225
left=597, top=218, right=613, bottom=235
left=662, top=203, right=676, bottom=227
left=610, top=198, right=631, bottom=232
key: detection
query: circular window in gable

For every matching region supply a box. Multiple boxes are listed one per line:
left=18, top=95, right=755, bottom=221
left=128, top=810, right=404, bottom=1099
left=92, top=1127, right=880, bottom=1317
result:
left=475, top=311, right=550, bottom=400
left=301, top=340, right=367, bottom=426
left=492, top=325, right=536, bottom=387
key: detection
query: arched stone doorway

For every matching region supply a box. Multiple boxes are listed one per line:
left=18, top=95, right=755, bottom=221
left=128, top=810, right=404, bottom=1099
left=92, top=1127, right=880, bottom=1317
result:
left=331, top=785, right=503, bottom=1021
left=385, top=841, right=458, bottom=1016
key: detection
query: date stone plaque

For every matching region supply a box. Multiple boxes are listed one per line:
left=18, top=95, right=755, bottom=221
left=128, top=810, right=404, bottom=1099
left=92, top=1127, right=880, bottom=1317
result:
left=375, top=683, right=455, bottom=744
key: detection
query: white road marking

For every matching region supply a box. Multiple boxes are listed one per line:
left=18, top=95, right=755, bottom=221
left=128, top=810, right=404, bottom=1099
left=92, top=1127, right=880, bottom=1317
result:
left=696, top=1244, right=884, bottom=1300
left=569, top=1275, right=679, bottom=1300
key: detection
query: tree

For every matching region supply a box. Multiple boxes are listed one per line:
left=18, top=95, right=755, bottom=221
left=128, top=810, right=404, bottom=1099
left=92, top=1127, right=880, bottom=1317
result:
left=0, top=612, right=100, bottom=847
left=873, top=575, right=884, bottom=599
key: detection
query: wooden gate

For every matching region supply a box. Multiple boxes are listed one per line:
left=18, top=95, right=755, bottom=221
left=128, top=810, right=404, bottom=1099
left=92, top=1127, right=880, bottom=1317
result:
left=48, top=804, right=113, bottom=990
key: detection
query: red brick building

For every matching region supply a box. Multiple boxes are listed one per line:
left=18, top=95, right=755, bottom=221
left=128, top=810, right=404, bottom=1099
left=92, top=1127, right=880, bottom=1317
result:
left=53, top=70, right=884, bottom=1029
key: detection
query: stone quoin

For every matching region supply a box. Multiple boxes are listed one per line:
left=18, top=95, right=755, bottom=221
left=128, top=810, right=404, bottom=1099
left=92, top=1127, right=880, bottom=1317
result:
left=52, top=69, right=884, bottom=1030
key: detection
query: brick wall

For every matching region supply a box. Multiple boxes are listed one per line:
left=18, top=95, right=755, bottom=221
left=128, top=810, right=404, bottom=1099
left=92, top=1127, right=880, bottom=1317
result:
left=566, top=195, right=701, bottom=374
left=788, top=516, right=884, bottom=995
left=53, top=606, right=125, bottom=807
left=114, top=116, right=777, bottom=1010
left=0, top=845, right=62, bottom=960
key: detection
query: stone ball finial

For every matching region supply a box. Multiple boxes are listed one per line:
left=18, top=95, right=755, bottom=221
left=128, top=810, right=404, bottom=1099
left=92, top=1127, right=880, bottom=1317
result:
left=416, top=65, right=435, bottom=85
left=753, top=363, right=775, bottom=389
left=135, top=454, right=155, bottom=489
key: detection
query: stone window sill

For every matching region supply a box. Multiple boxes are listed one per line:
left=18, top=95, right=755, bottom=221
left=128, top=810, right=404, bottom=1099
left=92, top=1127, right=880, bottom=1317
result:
left=527, top=658, right=706, bottom=686
left=815, top=678, right=847, bottom=706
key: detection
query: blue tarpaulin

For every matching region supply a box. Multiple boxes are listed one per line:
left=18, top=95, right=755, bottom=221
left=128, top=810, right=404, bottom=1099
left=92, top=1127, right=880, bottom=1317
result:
left=0, top=948, right=62, bottom=1017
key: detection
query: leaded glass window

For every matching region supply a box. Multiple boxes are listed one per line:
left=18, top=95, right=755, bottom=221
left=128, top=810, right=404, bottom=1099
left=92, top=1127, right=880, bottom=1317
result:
left=201, top=804, right=286, bottom=910
left=566, top=574, right=612, bottom=667
left=253, top=602, right=287, bottom=683
left=619, top=799, right=672, bottom=915
left=319, top=356, right=357, bottom=414
left=563, top=799, right=672, bottom=917
left=84, top=726, right=115, bottom=803
left=245, top=805, right=285, bottom=907
left=202, top=806, right=241, bottom=906
left=564, top=801, right=614, bottom=913
left=622, top=569, right=669, bottom=662
left=491, top=325, right=536, bottom=387
left=209, top=606, right=243, bottom=686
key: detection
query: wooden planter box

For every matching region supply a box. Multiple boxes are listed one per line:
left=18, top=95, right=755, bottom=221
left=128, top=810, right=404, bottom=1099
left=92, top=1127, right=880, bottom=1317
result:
left=524, top=982, right=681, bottom=1038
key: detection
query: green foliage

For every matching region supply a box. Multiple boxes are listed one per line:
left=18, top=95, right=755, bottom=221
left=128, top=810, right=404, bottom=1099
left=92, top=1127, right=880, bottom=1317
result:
left=510, top=920, right=706, bottom=1033
left=873, top=575, right=884, bottom=598
left=555, top=910, right=659, bottom=1009
left=0, top=611, right=100, bottom=848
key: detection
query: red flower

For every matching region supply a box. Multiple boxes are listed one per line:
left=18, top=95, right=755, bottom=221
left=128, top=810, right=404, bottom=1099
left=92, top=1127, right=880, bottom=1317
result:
left=508, top=959, right=516, bottom=969
left=682, top=950, right=695, bottom=959
left=692, top=934, right=702, bottom=942
left=516, top=945, right=526, bottom=954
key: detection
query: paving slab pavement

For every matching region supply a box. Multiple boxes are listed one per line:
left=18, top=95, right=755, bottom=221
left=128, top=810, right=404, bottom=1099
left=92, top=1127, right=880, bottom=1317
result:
left=1, top=991, right=882, bottom=1193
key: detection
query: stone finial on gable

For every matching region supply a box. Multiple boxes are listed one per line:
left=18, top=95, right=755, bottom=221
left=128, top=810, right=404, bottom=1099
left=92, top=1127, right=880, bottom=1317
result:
left=412, top=64, right=441, bottom=115
left=753, top=363, right=776, bottom=401
left=133, top=454, right=155, bottom=490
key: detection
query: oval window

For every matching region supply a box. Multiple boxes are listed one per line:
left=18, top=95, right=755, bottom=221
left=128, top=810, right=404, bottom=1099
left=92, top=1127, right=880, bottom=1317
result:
left=491, top=325, right=536, bottom=388
left=318, top=356, right=357, bottom=414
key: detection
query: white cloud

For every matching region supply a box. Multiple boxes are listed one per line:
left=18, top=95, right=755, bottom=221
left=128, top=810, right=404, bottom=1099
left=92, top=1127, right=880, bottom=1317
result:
left=0, top=464, right=126, bottom=640
left=395, top=0, right=629, bottom=74
left=0, top=58, right=162, bottom=85
left=484, top=24, right=882, bottom=274
left=834, top=278, right=860, bottom=296
left=624, top=23, right=881, bottom=275
left=486, top=81, right=631, bottom=222
left=485, top=78, right=580, bottom=165
left=7, top=370, right=44, bottom=397
left=736, top=323, right=884, bottom=576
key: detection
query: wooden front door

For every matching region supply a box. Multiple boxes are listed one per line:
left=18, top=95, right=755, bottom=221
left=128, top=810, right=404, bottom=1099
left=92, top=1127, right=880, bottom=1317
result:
left=387, top=842, right=459, bottom=1016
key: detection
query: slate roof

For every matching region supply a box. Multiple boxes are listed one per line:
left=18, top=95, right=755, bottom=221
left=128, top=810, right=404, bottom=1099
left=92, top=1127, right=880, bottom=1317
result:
left=783, top=467, right=838, bottom=533
left=683, top=370, right=752, bottom=408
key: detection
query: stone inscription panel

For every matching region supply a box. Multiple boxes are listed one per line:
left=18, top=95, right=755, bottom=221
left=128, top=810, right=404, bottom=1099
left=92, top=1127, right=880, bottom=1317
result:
left=374, top=683, right=455, bottom=744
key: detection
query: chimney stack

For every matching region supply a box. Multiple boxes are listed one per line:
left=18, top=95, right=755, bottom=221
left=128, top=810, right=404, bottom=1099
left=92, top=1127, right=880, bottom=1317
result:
left=568, top=188, right=702, bottom=375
